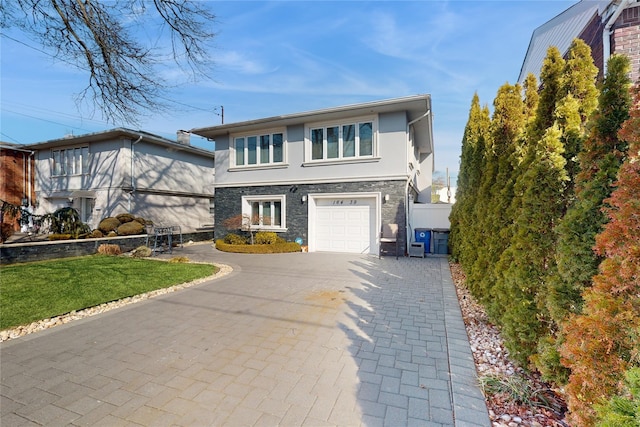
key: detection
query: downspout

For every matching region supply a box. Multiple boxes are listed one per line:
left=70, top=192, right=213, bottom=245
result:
left=405, top=110, right=431, bottom=253
left=603, top=0, right=632, bottom=75
left=129, top=135, right=143, bottom=212
left=28, top=151, right=34, bottom=208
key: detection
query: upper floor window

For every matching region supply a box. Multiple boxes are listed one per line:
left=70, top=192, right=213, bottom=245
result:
left=52, top=147, right=89, bottom=176
left=308, top=120, right=375, bottom=162
left=233, top=131, right=284, bottom=167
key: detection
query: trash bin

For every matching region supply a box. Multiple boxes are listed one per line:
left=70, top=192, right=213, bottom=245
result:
left=414, top=228, right=431, bottom=254
left=432, top=228, right=450, bottom=254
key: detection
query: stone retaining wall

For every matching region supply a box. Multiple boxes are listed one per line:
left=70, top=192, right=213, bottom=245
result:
left=0, top=231, right=213, bottom=265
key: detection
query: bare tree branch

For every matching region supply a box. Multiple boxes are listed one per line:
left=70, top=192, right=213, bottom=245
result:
left=1, top=0, right=217, bottom=124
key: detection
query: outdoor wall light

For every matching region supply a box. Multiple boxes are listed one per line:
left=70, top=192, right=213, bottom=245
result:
left=301, top=195, right=307, bottom=203
left=384, top=194, right=390, bottom=202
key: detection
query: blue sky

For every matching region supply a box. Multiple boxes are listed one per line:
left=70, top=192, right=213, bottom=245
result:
left=1, top=1, right=575, bottom=182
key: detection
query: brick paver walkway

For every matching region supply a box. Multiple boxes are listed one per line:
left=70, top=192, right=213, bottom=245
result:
left=1, top=245, right=489, bottom=426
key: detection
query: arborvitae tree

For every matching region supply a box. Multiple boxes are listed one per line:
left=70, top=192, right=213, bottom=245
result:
left=494, top=125, right=568, bottom=365
left=561, top=82, right=640, bottom=426
left=451, top=94, right=482, bottom=262
left=523, top=73, right=540, bottom=121
left=528, top=47, right=565, bottom=143
left=550, top=55, right=631, bottom=324
left=469, top=83, right=526, bottom=316
left=449, top=94, right=491, bottom=285
left=556, top=39, right=600, bottom=200
left=530, top=41, right=601, bottom=382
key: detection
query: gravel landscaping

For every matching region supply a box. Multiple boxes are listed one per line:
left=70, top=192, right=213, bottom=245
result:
left=450, top=262, right=569, bottom=427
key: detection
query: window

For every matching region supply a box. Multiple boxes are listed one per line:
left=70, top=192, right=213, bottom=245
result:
left=233, top=131, right=285, bottom=167
left=308, top=120, right=375, bottom=161
left=52, top=147, right=89, bottom=176
left=242, top=195, right=286, bottom=230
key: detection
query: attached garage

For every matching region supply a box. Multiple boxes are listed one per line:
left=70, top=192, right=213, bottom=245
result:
left=309, top=194, right=380, bottom=254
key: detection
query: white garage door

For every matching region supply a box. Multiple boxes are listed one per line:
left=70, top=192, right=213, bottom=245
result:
left=314, top=198, right=376, bottom=254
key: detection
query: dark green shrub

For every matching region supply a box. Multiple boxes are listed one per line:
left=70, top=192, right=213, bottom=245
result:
left=224, top=233, right=247, bottom=245
left=49, top=207, right=90, bottom=236
left=255, top=231, right=278, bottom=245
left=596, top=367, right=640, bottom=427
left=117, top=221, right=144, bottom=236
left=98, top=217, right=121, bottom=234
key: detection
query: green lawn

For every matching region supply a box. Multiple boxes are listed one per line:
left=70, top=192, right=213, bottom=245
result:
left=0, top=255, right=217, bottom=330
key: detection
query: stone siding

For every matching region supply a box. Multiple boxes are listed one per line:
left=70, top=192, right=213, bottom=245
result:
left=215, top=180, right=408, bottom=252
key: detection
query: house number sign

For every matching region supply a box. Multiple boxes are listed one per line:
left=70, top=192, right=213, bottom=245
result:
left=331, top=199, right=359, bottom=205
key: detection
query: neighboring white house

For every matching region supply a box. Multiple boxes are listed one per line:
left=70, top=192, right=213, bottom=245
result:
left=191, top=94, right=435, bottom=255
left=26, top=128, right=215, bottom=232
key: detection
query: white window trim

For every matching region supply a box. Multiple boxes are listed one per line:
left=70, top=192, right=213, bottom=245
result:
left=241, top=194, right=287, bottom=231
left=51, top=146, right=90, bottom=177
left=231, top=128, right=286, bottom=168
left=305, top=116, right=377, bottom=163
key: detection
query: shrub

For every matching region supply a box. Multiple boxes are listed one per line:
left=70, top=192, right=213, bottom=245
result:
left=596, top=367, right=640, bottom=427
left=134, top=217, right=149, bottom=226
left=224, top=233, right=247, bottom=245
left=168, top=256, right=190, bottom=263
left=97, top=244, right=122, bottom=255
left=115, top=213, right=135, bottom=223
left=255, top=231, right=278, bottom=245
left=216, top=239, right=301, bottom=254
left=90, top=229, right=103, bottom=238
left=48, top=234, right=72, bottom=241
left=1, top=222, right=14, bottom=242
left=107, top=231, right=118, bottom=237
left=131, top=246, right=152, bottom=258
left=117, top=221, right=144, bottom=236
left=98, top=217, right=121, bottom=234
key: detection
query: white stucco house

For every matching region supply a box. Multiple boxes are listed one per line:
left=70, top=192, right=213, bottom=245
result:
left=191, top=94, right=435, bottom=255
left=25, top=128, right=215, bottom=232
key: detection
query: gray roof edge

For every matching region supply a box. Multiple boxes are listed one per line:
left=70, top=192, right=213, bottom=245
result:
left=518, top=0, right=611, bottom=82
left=190, top=94, right=432, bottom=137
left=22, top=127, right=214, bottom=156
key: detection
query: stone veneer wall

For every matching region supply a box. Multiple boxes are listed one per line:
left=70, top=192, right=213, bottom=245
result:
left=215, top=180, right=408, bottom=252
left=0, top=230, right=213, bottom=265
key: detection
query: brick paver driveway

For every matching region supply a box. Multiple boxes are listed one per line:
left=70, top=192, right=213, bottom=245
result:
left=1, top=245, right=489, bottom=426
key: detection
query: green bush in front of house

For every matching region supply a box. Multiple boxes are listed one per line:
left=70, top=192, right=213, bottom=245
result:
left=223, top=233, right=247, bottom=245
left=254, top=231, right=278, bottom=245
left=215, top=239, right=301, bottom=254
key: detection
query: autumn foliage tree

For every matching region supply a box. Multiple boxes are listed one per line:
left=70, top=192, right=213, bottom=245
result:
left=560, top=81, right=640, bottom=426
left=450, top=37, right=638, bottom=425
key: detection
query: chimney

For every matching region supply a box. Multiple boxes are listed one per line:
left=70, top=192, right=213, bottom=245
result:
left=177, top=130, right=191, bottom=145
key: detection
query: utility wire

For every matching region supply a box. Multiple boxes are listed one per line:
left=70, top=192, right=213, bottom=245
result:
left=2, top=32, right=219, bottom=114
